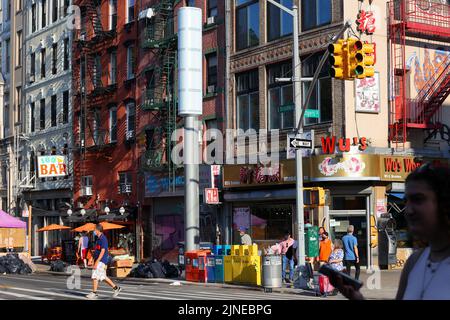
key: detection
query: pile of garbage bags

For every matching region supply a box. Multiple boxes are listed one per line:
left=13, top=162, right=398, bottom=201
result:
left=0, top=254, right=33, bottom=275
left=50, top=260, right=68, bottom=272
left=131, top=259, right=179, bottom=279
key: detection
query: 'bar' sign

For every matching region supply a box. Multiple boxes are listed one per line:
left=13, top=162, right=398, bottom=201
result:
left=37, top=156, right=68, bottom=178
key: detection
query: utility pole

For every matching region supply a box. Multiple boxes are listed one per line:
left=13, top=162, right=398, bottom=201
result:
left=178, top=7, right=203, bottom=252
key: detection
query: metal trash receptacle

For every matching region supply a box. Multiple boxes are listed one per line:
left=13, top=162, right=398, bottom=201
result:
left=262, top=255, right=282, bottom=293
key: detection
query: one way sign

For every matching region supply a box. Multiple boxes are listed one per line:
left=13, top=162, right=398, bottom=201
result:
left=290, top=138, right=312, bottom=149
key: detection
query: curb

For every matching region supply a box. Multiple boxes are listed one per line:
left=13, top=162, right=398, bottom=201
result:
left=35, top=269, right=302, bottom=295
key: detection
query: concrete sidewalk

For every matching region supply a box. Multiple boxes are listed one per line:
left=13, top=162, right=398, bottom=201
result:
left=33, top=262, right=401, bottom=299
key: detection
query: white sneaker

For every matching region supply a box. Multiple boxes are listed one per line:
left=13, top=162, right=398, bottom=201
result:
left=86, top=292, right=99, bottom=299
left=112, top=287, right=122, bottom=298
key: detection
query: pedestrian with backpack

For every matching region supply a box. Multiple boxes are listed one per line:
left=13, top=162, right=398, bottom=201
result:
left=86, top=224, right=122, bottom=299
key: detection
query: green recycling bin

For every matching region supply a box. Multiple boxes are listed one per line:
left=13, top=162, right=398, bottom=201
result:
left=305, top=226, right=319, bottom=258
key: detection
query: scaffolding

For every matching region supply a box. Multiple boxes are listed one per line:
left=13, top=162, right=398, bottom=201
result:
left=388, top=0, right=450, bottom=150
left=140, top=0, right=179, bottom=191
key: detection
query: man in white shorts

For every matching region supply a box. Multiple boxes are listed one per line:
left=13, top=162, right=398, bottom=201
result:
left=86, top=224, right=122, bottom=299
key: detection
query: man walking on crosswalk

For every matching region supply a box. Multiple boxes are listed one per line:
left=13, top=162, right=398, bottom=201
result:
left=86, top=224, right=122, bottom=299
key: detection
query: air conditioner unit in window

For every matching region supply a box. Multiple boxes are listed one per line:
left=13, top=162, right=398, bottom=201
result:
left=126, top=130, right=135, bottom=140
left=207, top=85, right=216, bottom=94
left=207, top=16, right=216, bottom=25
left=83, top=186, right=93, bottom=196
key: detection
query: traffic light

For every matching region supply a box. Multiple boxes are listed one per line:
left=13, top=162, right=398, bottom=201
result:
left=347, top=38, right=360, bottom=79
left=303, top=187, right=326, bottom=207
left=349, top=39, right=376, bottom=79
left=328, top=39, right=346, bottom=79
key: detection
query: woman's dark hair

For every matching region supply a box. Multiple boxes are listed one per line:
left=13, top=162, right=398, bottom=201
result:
left=406, top=162, right=450, bottom=223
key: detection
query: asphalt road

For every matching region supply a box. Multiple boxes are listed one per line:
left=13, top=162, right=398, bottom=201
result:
left=0, top=273, right=345, bottom=300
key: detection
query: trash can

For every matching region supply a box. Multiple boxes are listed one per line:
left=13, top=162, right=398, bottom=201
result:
left=178, top=242, right=185, bottom=270
left=262, top=255, right=282, bottom=293
left=215, top=256, right=225, bottom=283
left=206, top=255, right=216, bottom=283
left=223, top=245, right=231, bottom=256
left=212, top=245, right=223, bottom=255
left=305, top=226, right=319, bottom=258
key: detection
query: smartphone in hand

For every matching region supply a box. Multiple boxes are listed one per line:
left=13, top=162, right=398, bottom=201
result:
left=319, top=264, right=363, bottom=291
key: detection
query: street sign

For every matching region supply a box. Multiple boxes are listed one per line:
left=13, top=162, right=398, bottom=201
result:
left=289, top=138, right=312, bottom=149
left=287, top=131, right=314, bottom=159
left=211, top=165, right=220, bottom=176
left=204, top=188, right=220, bottom=204
left=279, top=104, right=295, bottom=113
left=304, top=109, right=320, bottom=119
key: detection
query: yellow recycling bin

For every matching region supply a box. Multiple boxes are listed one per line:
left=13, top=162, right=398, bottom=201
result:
left=232, top=256, right=243, bottom=283
left=224, top=256, right=233, bottom=283
left=239, top=245, right=250, bottom=256
left=231, top=245, right=240, bottom=256
left=241, top=256, right=261, bottom=286
left=249, top=244, right=259, bottom=256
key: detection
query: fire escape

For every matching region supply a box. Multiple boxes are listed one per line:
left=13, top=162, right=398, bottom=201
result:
left=73, top=0, right=117, bottom=196
left=388, top=0, right=450, bottom=150
left=140, top=0, right=179, bottom=190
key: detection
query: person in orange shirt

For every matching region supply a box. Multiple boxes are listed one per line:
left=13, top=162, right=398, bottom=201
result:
left=319, top=231, right=333, bottom=266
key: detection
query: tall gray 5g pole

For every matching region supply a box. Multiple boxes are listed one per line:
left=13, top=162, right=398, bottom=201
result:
left=267, top=0, right=305, bottom=266
left=178, top=7, right=203, bottom=252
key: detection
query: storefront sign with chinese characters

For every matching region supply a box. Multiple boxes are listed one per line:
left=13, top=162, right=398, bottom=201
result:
left=355, top=73, right=380, bottom=113
left=356, top=9, right=376, bottom=34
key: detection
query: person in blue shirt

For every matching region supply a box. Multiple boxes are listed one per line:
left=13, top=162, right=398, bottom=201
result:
left=86, top=224, right=122, bottom=299
left=342, top=225, right=360, bottom=280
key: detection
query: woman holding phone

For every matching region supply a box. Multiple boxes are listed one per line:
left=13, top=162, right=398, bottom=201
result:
left=335, top=163, right=450, bottom=300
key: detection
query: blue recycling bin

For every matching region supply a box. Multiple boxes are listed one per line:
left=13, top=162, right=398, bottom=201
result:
left=212, top=245, right=223, bottom=256
left=214, top=255, right=225, bottom=283
left=206, top=255, right=216, bottom=283
left=223, top=245, right=231, bottom=256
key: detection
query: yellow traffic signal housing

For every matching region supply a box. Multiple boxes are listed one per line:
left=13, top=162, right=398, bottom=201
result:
left=352, top=40, right=376, bottom=79
left=303, top=187, right=326, bottom=207
left=346, top=38, right=360, bottom=79
left=328, top=40, right=346, bottom=79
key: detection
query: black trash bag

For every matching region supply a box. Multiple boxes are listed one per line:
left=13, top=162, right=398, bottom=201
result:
left=162, top=260, right=179, bottom=279
left=134, top=264, right=153, bottom=278
left=0, top=264, right=7, bottom=274
left=50, top=260, right=67, bottom=272
left=148, top=260, right=166, bottom=278
left=4, top=255, right=23, bottom=274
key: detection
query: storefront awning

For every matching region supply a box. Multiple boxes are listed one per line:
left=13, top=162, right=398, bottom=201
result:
left=224, top=188, right=296, bottom=202
left=387, top=192, right=405, bottom=200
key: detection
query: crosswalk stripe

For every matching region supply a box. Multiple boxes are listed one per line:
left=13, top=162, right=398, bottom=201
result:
left=73, top=288, right=185, bottom=300
left=0, top=290, right=51, bottom=300
left=155, top=290, right=268, bottom=300
left=8, top=287, right=87, bottom=300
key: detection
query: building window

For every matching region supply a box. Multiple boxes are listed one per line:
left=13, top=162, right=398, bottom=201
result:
left=40, top=98, right=45, bottom=130
left=206, top=53, right=218, bottom=89
left=109, top=51, right=117, bottom=85
left=302, top=52, right=332, bottom=125
left=126, top=102, right=135, bottom=140
left=16, top=87, right=22, bottom=131
left=236, top=69, right=259, bottom=131
left=17, top=31, right=23, bottom=67
left=30, top=52, right=36, bottom=82
left=32, top=3, right=37, bottom=33
left=30, top=102, right=35, bottom=133
left=63, top=91, right=69, bottom=124
left=301, top=0, right=331, bottom=31
left=3, top=104, right=9, bottom=137
left=64, top=0, right=69, bottom=16
left=41, top=48, right=46, bottom=78
left=109, top=106, right=117, bottom=143
left=51, top=95, right=57, bottom=127
left=267, top=62, right=294, bottom=130
left=126, top=46, right=135, bottom=79
left=110, top=0, right=117, bottom=30
left=79, top=113, right=85, bottom=144
left=52, top=0, right=58, bottom=23
left=80, top=59, right=86, bottom=91
left=267, top=0, right=293, bottom=42
left=5, top=39, right=10, bottom=73
left=52, top=43, right=57, bottom=74
left=30, top=151, right=36, bottom=174
left=186, top=0, right=195, bottom=6
left=94, top=54, right=101, bottom=87
left=236, top=0, right=260, bottom=51
left=17, top=0, right=23, bottom=12
left=5, top=0, right=11, bottom=21
left=208, top=0, right=218, bottom=17
left=93, top=110, right=100, bottom=144
left=63, top=37, right=69, bottom=70
left=145, top=128, right=156, bottom=150
left=42, top=0, right=47, bottom=28
left=119, top=172, right=132, bottom=193
left=127, top=0, right=135, bottom=23
left=82, top=176, right=93, bottom=189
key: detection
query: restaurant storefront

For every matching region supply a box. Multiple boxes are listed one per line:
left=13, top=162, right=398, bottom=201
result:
left=222, top=154, right=450, bottom=268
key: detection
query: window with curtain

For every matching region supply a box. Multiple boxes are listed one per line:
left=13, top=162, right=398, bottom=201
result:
left=302, top=52, right=332, bottom=125
left=267, top=62, right=294, bottom=130
left=110, top=0, right=117, bottom=30
left=206, top=53, right=218, bottom=88
left=126, top=102, right=136, bottom=139
left=236, top=69, right=259, bottom=131
left=208, top=0, right=218, bottom=17
left=267, top=0, right=293, bottom=41
left=236, top=0, right=260, bottom=51
left=127, top=0, right=135, bottom=23
left=301, top=0, right=332, bottom=31
left=127, top=46, right=135, bottom=79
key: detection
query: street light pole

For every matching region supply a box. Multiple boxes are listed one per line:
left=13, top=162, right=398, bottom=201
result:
left=267, top=0, right=305, bottom=266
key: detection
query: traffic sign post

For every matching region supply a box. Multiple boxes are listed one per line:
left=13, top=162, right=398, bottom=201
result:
left=287, top=131, right=314, bottom=160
